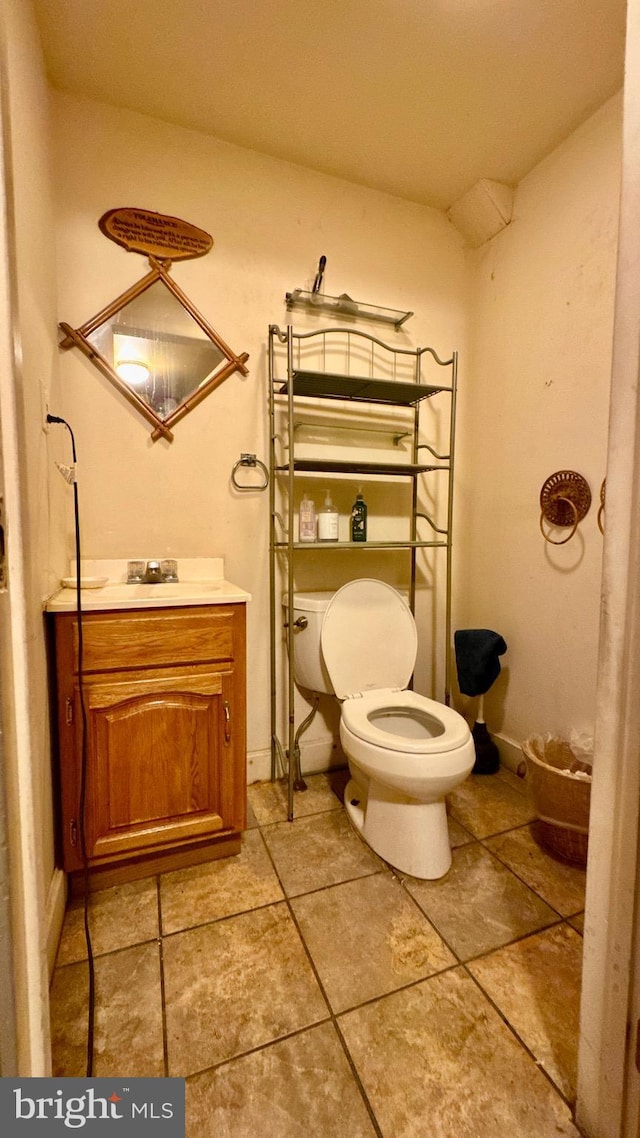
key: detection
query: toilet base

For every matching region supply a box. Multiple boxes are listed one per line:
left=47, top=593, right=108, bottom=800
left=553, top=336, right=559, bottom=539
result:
left=344, top=776, right=452, bottom=880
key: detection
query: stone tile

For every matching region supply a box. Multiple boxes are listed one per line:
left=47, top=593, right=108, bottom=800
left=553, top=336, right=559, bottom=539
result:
left=496, top=766, right=529, bottom=796
left=447, top=773, right=537, bottom=839
left=248, top=773, right=342, bottom=825
left=261, top=810, right=383, bottom=897
left=56, top=878, right=159, bottom=965
left=291, top=874, right=455, bottom=1012
left=50, top=943, right=164, bottom=1077
left=163, top=903, right=328, bottom=1076
left=160, top=829, right=284, bottom=934
left=245, top=797, right=260, bottom=829
left=484, top=824, right=586, bottom=916
left=447, top=815, right=475, bottom=848
left=339, top=967, right=580, bottom=1137
left=568, top=913, right=585, bottom=934
left=468, top=924, right=583, bottom=1101
left=186, top=1022, right=377, bottom=1138
left=405, top=843, right=557, bottom=960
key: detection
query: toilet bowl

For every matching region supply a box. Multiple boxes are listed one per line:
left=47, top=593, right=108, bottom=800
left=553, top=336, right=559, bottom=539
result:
left=290, top=579, right=475, bottom=879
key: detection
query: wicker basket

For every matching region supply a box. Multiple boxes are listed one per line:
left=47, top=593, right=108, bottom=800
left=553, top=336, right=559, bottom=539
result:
left=521, top=735, right=591, bottom=866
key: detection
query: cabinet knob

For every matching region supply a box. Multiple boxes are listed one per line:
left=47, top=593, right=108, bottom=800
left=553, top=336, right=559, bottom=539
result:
left=223, top=700, right=231, bottom=745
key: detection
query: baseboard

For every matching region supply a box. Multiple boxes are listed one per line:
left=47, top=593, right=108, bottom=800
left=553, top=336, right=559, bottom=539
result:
left=45, top=867, right=67, bottom=978
left=494, top=733, right=527, bottom=778
left=247, top=738, right=345, bottom=784
left=249, top=733, right=524, bottom=785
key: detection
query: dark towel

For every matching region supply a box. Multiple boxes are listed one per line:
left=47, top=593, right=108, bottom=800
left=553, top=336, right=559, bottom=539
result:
left=454, top=629, right=507, bottom=697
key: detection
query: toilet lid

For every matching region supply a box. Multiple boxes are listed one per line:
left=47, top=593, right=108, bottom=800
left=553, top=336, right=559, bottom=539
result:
left=320, top=579, right=417, bottom=699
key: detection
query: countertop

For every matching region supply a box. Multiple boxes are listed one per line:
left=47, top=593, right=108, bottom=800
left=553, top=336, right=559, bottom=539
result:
left=44, top=558, right=251, bottom=613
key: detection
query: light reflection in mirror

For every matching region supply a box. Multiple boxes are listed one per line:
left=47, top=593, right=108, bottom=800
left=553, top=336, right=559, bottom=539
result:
left=86, top=278, right=224, bottom=420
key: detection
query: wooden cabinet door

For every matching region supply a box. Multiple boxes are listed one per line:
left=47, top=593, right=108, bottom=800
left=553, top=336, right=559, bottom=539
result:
left=75, top=668, right=235, bottom=865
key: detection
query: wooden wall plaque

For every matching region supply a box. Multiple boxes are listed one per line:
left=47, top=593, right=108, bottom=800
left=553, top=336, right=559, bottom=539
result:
left=99, top=208, right=213, bottom=261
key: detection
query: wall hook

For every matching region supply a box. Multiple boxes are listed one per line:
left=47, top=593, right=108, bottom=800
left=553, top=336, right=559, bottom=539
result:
left=539, top=470, right=591, bottom=545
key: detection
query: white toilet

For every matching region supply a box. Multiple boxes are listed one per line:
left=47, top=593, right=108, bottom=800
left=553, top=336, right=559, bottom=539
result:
left=290, top=579, right=475, bottom=879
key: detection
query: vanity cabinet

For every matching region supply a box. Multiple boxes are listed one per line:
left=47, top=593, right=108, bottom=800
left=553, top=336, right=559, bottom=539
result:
left=51, top=603, right=246, bottom=891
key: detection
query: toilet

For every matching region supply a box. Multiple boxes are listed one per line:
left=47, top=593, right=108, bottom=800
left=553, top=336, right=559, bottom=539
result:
left=290, top=579, right=475, bottom=879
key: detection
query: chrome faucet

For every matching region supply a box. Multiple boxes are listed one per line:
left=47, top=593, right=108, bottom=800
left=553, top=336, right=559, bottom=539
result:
left=127, top=559, right=179, bottom=583
left=144, top=560, right=163, bottom=584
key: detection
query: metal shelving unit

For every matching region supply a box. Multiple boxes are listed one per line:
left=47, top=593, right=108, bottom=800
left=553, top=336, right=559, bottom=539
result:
left=268, top=324, right=458, bottom=819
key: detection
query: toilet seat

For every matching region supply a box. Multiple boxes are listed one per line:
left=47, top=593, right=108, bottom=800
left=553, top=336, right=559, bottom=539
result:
left=321, top=579, right=417, bottom=698
left=341, top=689, right=471, bottom=755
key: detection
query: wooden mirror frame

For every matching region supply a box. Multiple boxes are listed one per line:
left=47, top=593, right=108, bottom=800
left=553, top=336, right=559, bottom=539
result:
left=59, top=255, right=249, bottom=443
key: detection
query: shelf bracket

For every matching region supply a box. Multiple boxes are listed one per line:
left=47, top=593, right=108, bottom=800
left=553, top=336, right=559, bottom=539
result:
left=416, top=511, right=448, bottom=536
left=273, top=512, right=288, bottom=536
left=418, top=443, right=451, bottom=462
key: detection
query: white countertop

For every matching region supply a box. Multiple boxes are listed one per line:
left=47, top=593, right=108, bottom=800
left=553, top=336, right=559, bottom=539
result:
left=45, top=558, right=251, bottom=613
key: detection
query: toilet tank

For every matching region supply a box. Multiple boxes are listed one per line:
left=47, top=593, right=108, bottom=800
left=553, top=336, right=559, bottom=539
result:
left=284, top=591, right=335, bottom=694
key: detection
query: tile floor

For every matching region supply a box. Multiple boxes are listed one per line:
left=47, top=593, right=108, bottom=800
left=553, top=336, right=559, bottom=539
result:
left=50, top=767, right=586, bottom=1137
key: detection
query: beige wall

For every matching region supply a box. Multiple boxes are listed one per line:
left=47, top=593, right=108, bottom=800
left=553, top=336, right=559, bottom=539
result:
left=455, top=94, right=621, bottom=753
left=50, top=91, right=470, bottom=775
left=1, top=0, right=66, bottom=1071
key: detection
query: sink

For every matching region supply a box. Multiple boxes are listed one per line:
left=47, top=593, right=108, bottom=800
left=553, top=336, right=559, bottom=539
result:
left=45, top=573, right=250, bottom=613
left=99, top=582, right=222, bottom=600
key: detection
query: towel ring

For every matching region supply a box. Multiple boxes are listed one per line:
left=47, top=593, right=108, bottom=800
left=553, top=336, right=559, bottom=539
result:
left=539, top=497, right=579, bottom=545
left=597, top=479, right=606, bottom=534
left=231, top=453, right=269, bottom=492
left=539, top=470, right=591, bottom=545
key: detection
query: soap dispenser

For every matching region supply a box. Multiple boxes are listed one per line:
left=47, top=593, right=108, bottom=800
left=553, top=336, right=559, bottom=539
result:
left=317, top=489, right=339, bottom=542
left=298, top=494, right=316, bottom=542
left=350, top=487, right=367, bottom=542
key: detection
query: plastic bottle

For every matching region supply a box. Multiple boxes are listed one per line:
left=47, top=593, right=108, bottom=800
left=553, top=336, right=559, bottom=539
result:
left=298, top=494, right=316, bottom=542
left=317, top=489, right=339, bottom=542
left=350, top=488, right=367, bottom=542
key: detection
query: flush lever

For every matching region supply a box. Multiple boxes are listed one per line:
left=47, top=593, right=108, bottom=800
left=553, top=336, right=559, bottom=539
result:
left=284, top=616, right=307, bottom=630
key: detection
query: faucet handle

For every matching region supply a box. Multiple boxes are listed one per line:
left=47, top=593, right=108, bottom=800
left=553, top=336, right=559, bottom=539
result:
left=161, top=559, right=179, bottom=582
left=127, top=560, right=145, bottom=583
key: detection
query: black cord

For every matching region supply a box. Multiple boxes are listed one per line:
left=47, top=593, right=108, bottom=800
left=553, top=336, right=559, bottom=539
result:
left=48, top=414, right=95, bottom=1076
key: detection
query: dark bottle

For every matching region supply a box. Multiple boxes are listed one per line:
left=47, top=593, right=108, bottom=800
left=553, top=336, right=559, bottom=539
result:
left=350, top=489, right=367, bottom=542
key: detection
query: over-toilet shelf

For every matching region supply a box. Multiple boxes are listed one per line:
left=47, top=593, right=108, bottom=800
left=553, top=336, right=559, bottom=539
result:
left=276, top=369, right=443, bottom=405
left=274, top=459, right=445, bottom=476
left=272, top=539, right=449, bottom=550
left=268, top=323, right=458, bottom=821
left=285, top=288, right=413, bottom=330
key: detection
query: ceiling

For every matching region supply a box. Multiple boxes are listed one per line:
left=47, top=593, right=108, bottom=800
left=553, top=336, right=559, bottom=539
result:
left=32, top=0, right=627, bottom=211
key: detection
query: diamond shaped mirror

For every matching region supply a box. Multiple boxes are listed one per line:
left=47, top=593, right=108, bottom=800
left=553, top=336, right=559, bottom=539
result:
left=59, top=210, right=249, bottom=442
